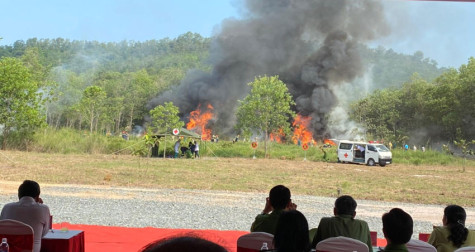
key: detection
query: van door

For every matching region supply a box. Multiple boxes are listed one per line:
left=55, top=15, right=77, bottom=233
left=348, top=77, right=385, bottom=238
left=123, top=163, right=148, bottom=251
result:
left=365, top=144, right=379, bottom=164
left=353, top=144, right=366, bottom=163
left=338, top=142, right=354, bottom=162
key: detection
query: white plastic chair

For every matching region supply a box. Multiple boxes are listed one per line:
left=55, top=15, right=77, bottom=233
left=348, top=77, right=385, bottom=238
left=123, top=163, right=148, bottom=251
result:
left=406, top=239, right=436, bottom=252
left=0, top=219, right=34, bottom=252
left=237, top=232, right=274, bottom=252
left=455, top=247, right=475, bottom=252
left=315, top=236, right=368, bottom=252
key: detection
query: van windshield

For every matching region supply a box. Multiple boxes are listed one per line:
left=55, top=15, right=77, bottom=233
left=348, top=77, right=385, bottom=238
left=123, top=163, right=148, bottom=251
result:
left=339, top=143, right=352, bottom=150
left=375, top=144, right=390, bottom=152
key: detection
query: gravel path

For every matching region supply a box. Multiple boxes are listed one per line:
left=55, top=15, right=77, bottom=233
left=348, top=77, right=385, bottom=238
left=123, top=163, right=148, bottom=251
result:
left=1, top=182, right=475, bottom=240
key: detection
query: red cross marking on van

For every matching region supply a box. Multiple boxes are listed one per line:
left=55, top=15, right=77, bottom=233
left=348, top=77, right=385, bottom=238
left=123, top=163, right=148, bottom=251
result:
left=344, top=153, right=348, bottom=158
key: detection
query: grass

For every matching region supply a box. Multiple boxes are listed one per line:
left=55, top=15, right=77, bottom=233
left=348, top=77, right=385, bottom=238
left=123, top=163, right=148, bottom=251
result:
left=31, top=128, right=470, bottom=165
left=33, top=128, right=135, bottom=154
left=1, top=149, right=474, bottom=206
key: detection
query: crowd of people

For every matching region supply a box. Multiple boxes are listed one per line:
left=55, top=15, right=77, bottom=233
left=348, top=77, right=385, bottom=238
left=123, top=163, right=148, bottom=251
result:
left=174, top=139, right=200, bottom=158
left=1, top=181, right=474, bottom=252
left=247, top=185, right=475, bottom=252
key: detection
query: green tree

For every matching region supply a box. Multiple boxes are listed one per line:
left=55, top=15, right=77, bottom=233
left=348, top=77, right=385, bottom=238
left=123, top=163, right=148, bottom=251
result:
left=0, top=57, right=45, bottom=149
left=46, top=70, right=87, bottom=129
left=124, top=69, right=156, bottom=131
left=149, top=102, right=184, bottom=158
left=79, top=85, right=106, bottom=133
left=456, top=57, right=475, bottom=140
left=92, top=71, right=126, bottom=134
left=236, top=75, right=295, bottom=157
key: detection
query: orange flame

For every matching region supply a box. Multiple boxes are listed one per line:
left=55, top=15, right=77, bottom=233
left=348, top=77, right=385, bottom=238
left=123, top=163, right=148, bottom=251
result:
left=292, top=114, right=314, bottom=145
left=186, top=104, right=214, bottom=141
left=324, top=139, right=336, bottom=146
left=270, top=128, right=285, bottom=143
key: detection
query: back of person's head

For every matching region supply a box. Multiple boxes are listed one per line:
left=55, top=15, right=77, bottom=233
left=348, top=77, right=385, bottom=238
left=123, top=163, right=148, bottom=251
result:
left=382, top=208, right=413, bottom=245
left=444, top=204, right=469, bottom=248
left=274, top=210, right=310, bottom=252
left=269, top=185, right=291, bottom=210
left=18, top=180, right=41, bottom=199
left=334, top=195, right=357, bottom=216
left=140, top=236, right=227, bottom=252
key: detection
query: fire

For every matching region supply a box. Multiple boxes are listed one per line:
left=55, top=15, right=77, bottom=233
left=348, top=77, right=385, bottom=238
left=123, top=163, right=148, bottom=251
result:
left=292, top=114, right=314, bottom=145
left=270, top=128, right=285, bottom=143
left=324, top=139, right=336, bottom=146
left=186, top=104, right=214, bottom=141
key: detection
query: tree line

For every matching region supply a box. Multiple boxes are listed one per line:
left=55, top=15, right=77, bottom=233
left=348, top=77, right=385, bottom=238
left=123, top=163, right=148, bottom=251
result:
left=349, top=57, right=475, bottom=146
left=0, top=32, right=466, bottom=151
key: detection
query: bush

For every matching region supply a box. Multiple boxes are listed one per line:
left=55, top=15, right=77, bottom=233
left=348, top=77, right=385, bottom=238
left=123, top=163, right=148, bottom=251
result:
left=32, top=127, right=135, bottom=154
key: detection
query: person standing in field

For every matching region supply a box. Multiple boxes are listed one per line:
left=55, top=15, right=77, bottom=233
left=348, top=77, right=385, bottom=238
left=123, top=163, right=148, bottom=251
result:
left=174, top=140, right=180, bottom=158
left=194, top=140, right=200, bottom=158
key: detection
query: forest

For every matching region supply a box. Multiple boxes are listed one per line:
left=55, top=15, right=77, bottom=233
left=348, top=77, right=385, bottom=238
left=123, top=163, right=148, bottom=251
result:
left=0, top=32, right=473, bottom=151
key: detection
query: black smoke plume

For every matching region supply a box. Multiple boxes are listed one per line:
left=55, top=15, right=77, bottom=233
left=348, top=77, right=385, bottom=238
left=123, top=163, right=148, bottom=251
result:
left=149, top=0, right=389, bottom=138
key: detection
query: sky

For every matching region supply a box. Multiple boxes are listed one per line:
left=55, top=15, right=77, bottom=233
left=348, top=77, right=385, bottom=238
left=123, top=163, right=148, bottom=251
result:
left=1, top=0, right=474, bottom=68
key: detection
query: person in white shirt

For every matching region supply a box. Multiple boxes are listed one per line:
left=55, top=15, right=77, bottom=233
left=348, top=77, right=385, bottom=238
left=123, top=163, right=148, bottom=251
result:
left=194, top=140, right=200, bottom=158
left=356, top=145, right=365, bottom=159
left=174, top=140, right=180, bottom=158
left=0, top=180, right=51, bottom=252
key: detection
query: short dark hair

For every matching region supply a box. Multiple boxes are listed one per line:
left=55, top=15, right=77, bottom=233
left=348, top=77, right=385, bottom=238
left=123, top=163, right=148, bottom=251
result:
left=140, top=236, right=227, bottom=252
left=18, top=180, right=41, bottom=199
left=382, top=208, right=413, bottom=244
left=334, top=195, right=357, bottom=216
left=269, top=185, right=291, bottom=210
left=274, top=210, right=310, bottom=252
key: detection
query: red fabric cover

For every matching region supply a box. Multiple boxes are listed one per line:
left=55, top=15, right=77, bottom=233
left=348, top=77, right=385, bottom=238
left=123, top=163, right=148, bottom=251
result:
left=370, top=231, right=377, bottom=246
left=419, top=233, right=431, bottom=242
left=50, top=223, right=393, bottom=252
left=40, top=231, right=84, bottom=252
left=52, top=223, right=248, bottom=252
left=0, top=234, right=34, bottom=252
left=378, top=238, right=387, bottom=247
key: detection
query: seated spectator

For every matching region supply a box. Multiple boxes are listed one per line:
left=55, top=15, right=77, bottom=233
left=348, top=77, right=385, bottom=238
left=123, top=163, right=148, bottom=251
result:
left=0, top=180, right=51, bottom=252
left=140, top=236, right=227, bottom=252
left=251, top=185, right=297, bottom=235
left=428, top=205, right=475, bottom=252
left=311, top=195, right=372, bottom=251
left=274, top=210, right=311, bottom=252
left=382, top=208, right=413, bottom=252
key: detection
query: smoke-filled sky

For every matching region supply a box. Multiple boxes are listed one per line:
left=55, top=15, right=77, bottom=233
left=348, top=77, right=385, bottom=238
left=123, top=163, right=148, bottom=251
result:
left=1, top=0, right=474, bottom=68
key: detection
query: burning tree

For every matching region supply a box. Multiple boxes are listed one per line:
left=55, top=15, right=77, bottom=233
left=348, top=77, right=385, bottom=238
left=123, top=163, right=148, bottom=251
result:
left=236, top=75, right=295, bottom=157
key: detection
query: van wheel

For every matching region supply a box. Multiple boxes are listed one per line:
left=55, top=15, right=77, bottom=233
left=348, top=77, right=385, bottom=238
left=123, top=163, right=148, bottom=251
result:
left=379, top=162, right=386, bottom=167
left=367, top=159, right=375, bottom=166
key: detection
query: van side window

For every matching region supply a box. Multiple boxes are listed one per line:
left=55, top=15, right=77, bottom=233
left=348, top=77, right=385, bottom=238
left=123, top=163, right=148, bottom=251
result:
left=339, top=143, right=352, bottom=150
left=367, top=145, right=376, bottom=152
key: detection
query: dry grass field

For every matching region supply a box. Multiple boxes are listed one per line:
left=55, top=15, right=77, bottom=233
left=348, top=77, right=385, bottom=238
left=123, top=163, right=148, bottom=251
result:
left=1, top=150, right=474, bottom=206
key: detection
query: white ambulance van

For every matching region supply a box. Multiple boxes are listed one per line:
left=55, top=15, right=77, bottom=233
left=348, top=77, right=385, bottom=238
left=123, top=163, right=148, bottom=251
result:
left=337, top=140, right=392, bottom=166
